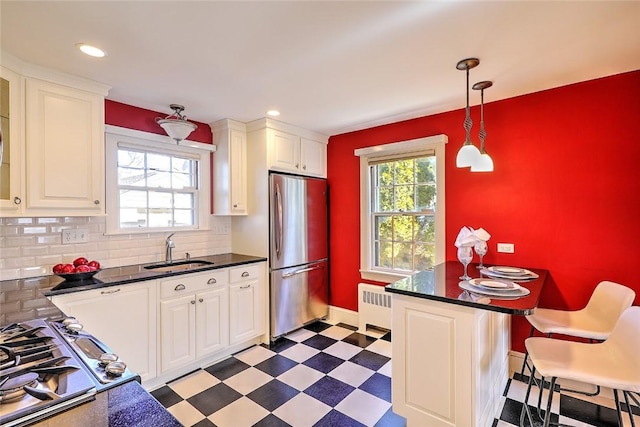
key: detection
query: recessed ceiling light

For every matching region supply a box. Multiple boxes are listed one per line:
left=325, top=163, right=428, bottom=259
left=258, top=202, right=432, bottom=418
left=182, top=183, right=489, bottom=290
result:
left=267, top=110, right=280, bottom=117
left=76, top=43, right=106, bottom=58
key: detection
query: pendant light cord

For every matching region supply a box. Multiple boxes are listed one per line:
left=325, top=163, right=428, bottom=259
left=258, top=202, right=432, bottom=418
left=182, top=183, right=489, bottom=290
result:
left=464, top=66, right=473, bottom=144
left=479, top=89, right=486, bottom=152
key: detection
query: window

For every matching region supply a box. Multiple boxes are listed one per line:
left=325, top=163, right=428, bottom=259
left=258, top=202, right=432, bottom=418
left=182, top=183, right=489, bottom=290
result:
left=355, top=135, right=447, bottom=282
left=105, top=126, right=214, bottom=234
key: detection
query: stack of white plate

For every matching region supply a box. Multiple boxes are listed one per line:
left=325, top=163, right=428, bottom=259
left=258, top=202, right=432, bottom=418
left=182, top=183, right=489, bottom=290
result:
left=480, top=265, right=539, bottom=281
left=459, top=278, right=531, bottom=298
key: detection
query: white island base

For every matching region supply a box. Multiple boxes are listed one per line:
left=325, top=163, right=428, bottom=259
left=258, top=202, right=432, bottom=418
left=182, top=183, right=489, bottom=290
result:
left=391, top=293, right=511, bottom=427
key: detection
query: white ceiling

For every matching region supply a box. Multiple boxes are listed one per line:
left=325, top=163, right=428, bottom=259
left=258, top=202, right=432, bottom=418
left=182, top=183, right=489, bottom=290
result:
left=1, top=1, right=639, bottom=136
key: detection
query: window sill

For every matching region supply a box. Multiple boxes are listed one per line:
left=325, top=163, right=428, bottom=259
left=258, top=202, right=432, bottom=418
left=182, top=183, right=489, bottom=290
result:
left=360, top=269, right=409, bottom=284
left=103, top=227, right=212, bottom=237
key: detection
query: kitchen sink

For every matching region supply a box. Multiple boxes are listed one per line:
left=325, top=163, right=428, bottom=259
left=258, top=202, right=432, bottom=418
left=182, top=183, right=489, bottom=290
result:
left=144, top=260, right=214, bottom=273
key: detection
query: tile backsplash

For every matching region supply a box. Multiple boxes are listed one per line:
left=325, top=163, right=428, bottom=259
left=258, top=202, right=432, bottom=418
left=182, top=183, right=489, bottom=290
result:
left=0, top=216, right=232, bottom=280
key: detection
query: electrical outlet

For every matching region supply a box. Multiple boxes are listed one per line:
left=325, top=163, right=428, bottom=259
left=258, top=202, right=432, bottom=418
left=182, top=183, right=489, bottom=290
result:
left=497, top=243, right=515, bottom=253
left=61, top=228, right=89, bottom=244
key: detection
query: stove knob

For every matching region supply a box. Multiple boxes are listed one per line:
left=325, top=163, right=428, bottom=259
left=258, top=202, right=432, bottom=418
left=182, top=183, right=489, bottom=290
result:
left=65, top=322, right=84, bottom=333
left=61, top=317, right=78, bottom=326
left=105, top=361, right=127, bottom=377
left=99, top=353, right=119, bottom=366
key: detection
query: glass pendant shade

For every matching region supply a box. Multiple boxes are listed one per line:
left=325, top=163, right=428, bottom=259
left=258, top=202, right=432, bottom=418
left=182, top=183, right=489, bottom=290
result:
left=470, top=151, right=494, bottom=172
left=156, top=104, right=198, bottom=144
left=456, top=143, right=481, bottom=167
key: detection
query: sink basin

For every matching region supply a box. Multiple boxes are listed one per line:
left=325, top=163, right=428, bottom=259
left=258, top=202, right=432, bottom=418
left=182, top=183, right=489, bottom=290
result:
left=144, top=260, right=214, bottom=273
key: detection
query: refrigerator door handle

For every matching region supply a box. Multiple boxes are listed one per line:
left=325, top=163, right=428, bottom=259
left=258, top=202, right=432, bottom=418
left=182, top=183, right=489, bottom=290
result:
left=282, top=265, right=323, bottom=278
left=275, top=183, right=283, bottom=260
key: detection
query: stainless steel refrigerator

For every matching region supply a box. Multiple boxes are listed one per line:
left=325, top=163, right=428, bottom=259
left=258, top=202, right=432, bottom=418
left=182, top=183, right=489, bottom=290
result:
left=269, top=173, right=329, bottom=340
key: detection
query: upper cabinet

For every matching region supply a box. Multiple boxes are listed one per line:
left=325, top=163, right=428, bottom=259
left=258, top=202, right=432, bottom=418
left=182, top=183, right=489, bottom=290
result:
left=211, top=119, right=247, bottom=215
left=248, top=118, right=328, bottom=178
left=0, top=55, right=110, bottom=217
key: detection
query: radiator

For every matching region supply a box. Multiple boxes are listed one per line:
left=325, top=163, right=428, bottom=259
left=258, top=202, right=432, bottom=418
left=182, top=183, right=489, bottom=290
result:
left=358, top=283, right=392, bottom=332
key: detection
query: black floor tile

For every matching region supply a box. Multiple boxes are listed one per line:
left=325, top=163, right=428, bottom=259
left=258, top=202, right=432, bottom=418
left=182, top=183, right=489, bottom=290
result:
left=374, top=408, right=406, bottom=427
left=193, top=419, right=217, bottom=427
left=304, top=321, right=333, bottom=333
left=335, top=323, right=358, bottom=331
left=205, top=357, right=251, bottom=381
left=253, top=413, right=293, bottom=427
left=255, top=354, right=298, bottom=377
left=560, top=394, right=619, bottom=427
left=499, top=397, right=559, bottom=426
left=150, top=385, right=183, bottom=408
left=187, top=383, right=242, bottom=416
left=304, top=376, right=355, bottom=407
left=303, top=352, right=346, bottom=374
left=247, top=379, right=299, bottom=412
left=380, top=331, right=392, bottom=342
left=314, top=409, right=366, bottom=427
left=342, top=332, right=376, bottom=348
left=264, top=337, right=297, bottom=353
left=349, top=350, right=391, bottom=371
left=359, top=373, right=392, bottom=402
left=302, top=334, right=337, bottom=350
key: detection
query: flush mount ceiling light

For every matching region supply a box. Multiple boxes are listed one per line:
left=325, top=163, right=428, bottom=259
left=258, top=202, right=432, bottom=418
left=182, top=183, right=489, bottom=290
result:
left=471, top=81, right=494, bottom=172
left=267, top=110, right=281, bottom=117
left=75, top=43, right=106, bottom=58
left=455, top=58, right=481, bottom=168
left=156, top=104, right=198, bottom=144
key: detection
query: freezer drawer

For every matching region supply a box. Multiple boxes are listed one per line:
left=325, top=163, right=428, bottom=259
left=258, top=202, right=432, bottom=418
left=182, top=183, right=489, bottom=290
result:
left=270, top=260, right=328, bottom=340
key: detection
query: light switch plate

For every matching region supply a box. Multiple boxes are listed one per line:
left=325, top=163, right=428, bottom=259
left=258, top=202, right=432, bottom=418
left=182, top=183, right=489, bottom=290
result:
left=497, top=243, right=515, bottom=253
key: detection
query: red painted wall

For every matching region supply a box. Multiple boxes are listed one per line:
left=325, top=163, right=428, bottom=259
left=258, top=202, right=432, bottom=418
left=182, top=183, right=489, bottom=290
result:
left=327, top=70, right=640, bottom=352
left=105, top=100, right=212, bottom=144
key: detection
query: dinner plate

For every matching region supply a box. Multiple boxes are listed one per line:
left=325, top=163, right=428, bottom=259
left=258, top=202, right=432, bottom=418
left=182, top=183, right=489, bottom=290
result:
left=490, top=266, right=525, bottom=275
left=469, top=278, right=519, bottom=291
left=481, top=268, right=539, bottom=280
left=459, top=281, right=530, bottom=298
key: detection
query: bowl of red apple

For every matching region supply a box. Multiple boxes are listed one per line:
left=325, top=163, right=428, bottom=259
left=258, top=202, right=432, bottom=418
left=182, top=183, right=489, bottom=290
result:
left=53, top=257, right=101, bottom=281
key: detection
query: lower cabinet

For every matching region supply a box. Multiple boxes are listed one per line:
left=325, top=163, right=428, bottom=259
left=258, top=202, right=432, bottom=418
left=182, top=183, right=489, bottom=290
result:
left=229, top=264, right=265, bottom=345
left=50, top=280, right=157, bottom=383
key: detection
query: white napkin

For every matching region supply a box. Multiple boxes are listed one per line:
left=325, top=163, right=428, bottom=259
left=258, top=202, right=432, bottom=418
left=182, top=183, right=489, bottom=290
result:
left=473, top=227, right=491, bottom=242
left=455, top=226, right=476, bottom=248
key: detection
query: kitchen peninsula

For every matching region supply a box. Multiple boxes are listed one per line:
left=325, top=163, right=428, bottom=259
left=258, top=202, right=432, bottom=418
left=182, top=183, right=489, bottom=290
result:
left=385, top=261, right=547, bottom=427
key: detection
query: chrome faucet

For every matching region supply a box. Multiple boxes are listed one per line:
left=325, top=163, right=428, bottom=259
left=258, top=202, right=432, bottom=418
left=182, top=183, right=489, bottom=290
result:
left=165, top=233, right=175, bottom=264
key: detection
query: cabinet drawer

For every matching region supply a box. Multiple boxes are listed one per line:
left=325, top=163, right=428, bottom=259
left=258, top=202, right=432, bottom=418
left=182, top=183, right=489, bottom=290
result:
left=160, top=270, right=228, bottom=299
left=229, top=264, right=261, bottom=283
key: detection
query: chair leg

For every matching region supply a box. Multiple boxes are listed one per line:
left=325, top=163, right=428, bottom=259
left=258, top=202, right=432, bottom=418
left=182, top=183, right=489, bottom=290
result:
left=624, top=391, right=637, bottom=427
left=542, top=377, right=557, bottom=427
left=520, top=326, right=535, bottom=378
left=520, top=365, right=537, bottom=427
left=614, top=389, right=624, bottom=427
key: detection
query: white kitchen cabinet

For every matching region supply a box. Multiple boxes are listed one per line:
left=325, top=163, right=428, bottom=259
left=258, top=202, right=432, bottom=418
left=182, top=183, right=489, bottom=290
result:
left=159, top=270, right=229, bottom=373
left=0, top=66, right=23, bottom=215
left=50, top=280, right=158, bottom=383
left=211, top=119, right=247, bottom=215
left=24, top=77, right=105, bottom=215
left=300, top=137, right=327, bottom=177
left=229, top=263, right=265, bottom=345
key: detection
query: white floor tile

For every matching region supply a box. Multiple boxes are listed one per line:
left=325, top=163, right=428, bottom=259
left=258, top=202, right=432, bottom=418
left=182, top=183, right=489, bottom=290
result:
left=335, top=389, right=391, bottom=426
left=507, top=378, right=560, bottom=413
left=286, top=328, right=317, bottom=342
left=234, top=345, right=276, bottom=366
left=320, top=325, right=356, bottom=340
left=328, top=361, right=375, bottom=388
left=322, top=341, right=362, bottom=360
left=223, top=367, right=273, bottom=395
left=169, top=370, right=220, bottom=399
left=273, top=392, right=331, bottom=427
left=280, top=343, right=320, bottom=363
left=277, top=364, right=325, bottom=391
left=557, top=415, right=599, bottom=427
left=166, top=400, right=205, bottom=426
left=377, top=360, right=392, bottom=377
left=207, top=396, right=269, bottom=427
left=366, top=339, right=392, bottom=357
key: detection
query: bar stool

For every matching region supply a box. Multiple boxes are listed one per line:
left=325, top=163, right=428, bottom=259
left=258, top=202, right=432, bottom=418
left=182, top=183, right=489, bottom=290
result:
left=520, top=306, right=640, bottom=427
left=521, top=280, right=636, bottom=383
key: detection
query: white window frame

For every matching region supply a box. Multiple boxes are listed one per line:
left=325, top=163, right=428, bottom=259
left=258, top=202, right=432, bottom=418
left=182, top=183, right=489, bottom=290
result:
left=105, top=125, right=216, bottom=235
left=355, top=134, right=447, bottom=283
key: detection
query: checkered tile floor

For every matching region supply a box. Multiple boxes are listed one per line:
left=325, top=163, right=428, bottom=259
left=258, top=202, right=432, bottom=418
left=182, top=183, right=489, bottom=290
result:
left=150, top=321, right=639, bottom=427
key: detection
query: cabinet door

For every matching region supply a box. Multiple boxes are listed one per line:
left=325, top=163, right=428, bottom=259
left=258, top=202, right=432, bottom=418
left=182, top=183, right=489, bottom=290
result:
left=268, top=129, right=300, bottom=173
left=160, top=294, right=196, bottom=373
left=25, top=78, right=104, bottom=214
left=229, top=128, right=247, bottom=214
left=0, top=66, right=23, bottom=214
left=51, top=282, right=157, bottom=383
left=229, top=280, right=263, bottom=345
left=196, top=288, right=229, bottom=358
left=300, top=138, right=327, bottom=178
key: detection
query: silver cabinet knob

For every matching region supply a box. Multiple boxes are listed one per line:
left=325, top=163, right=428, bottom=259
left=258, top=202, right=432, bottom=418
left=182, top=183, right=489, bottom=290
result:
left=199, top=298, right=204, bottom=303
left=94, top=200, right=100, bottom=205
left=207, top=278, right=216, bottom=285
left=175, top=284, right=186, bottom=291
left=191, top=300, right=196, bottom=304
left=13, top=196, right=21, bottom=205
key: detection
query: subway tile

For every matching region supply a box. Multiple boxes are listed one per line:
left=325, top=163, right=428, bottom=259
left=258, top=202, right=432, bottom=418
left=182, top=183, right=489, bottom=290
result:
left=22, top=297, right=51, bottom=310
left=6, top=309, right=36, bottom=323
left=5, top=218, right=34, bottom=225
left=2, top=247, right=21, bottom=258
left=37, top=217, right=62, bottom=224
left=37, top=235, right=61, bottom=245
left=20, top=266, right=48, bottom=278
left=6, top=288, right=35, bottom=301
left=36, top=306, right=63, bottom=318
left=35, top=255, right=63, bottom=266
left=22, top=226, right=48, bottom=234
left=23, top=246, right=50, bottom=256
left=6, top=236, right=37, bottom=247
left=1, top=226, right=20, bottom=236
left=0, top=301, right=21, bottom=314
left=64, top=217, right=89, bottom=224
left=0, top=269, right=20, bottom=281
left=5, top=257, right=37, bottom=268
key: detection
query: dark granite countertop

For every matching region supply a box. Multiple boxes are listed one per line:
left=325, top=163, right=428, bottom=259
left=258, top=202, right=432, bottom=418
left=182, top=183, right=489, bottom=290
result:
left=0, top=252, right=266, bottom=325
left=385, top=261, right=548, bottom=315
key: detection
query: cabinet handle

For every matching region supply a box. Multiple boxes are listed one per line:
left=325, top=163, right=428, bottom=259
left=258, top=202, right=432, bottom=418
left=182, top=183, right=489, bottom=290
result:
left=295, top=163, right=299, bottom=169
left=101, top=288, right=121, bottom=294
left=94, top=200, right=100, bottom=205
left=175, top=284, right=186, bottom=291
left=13, top=197, right=21, bottom=205
left=207, top=278, right=217, bottom=285
left=240, top=284, right=252, bottom=289
left=199, top=298, right=204, bottom=303
left=233, top=204, right=238, bottom=208
left=241, top=272, right=250, bottom=278
left=303, top=165, right=307, bottom=170
left=191, top=300, right=196, bottom=304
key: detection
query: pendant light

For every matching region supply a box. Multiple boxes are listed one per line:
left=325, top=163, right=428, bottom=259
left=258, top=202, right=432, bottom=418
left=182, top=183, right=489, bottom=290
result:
left=455, top=58, right=481, bottom=168
left=156, top=104, right=198, bottom=144
left=470, top=81, right=494, bottom=172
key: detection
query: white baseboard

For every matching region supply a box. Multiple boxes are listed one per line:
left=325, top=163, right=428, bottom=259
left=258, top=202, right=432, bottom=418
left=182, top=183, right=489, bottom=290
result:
left=328, top=305, right=359, bottom=328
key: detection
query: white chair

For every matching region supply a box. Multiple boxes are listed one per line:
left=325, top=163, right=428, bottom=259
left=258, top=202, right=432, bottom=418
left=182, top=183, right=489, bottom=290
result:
left=520, top=306, right=640, bottom=427
left=521, top=280, right=636, bottom=385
